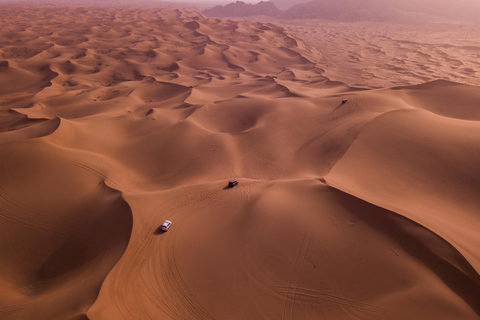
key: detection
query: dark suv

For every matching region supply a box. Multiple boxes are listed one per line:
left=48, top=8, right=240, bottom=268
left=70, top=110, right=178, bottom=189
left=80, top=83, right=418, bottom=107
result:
left=228, top=180, right=239, bottom=188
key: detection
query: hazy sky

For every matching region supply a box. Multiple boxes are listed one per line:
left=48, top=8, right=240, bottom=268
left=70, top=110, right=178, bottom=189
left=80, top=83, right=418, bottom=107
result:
left=165, top=0, right=263, bottom=3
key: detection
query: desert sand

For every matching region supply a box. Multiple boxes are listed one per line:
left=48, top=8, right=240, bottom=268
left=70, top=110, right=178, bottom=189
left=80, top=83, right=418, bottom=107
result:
left=1, top=2, right=480, bottom=320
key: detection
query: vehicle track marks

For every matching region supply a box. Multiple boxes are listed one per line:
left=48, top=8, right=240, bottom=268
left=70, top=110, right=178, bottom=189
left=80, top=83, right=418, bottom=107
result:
left=282, top=234, right=312, bottom=320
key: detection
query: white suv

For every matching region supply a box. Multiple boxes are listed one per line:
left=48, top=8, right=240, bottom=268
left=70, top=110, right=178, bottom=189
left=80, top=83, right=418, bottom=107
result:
left=160, top=220, right=172, bottom=231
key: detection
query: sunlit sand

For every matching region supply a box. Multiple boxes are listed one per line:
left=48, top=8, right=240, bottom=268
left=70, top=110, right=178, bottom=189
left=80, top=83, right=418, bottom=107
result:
left=1, top=1, right=479, bottom=319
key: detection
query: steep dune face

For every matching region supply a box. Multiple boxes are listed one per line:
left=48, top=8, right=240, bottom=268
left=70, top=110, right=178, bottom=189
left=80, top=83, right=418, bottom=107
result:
left=0, top=137, right=133, bottom=320
left=391, top=80, right=480, bottom=120
left=1, top=3, right=480, bottom=320
left=325, top=108, right=480, bottom=272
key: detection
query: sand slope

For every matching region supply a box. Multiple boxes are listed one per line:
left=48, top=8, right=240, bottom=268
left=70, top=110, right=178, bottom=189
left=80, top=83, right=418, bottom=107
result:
left=1, top=3, right=480, bottom=320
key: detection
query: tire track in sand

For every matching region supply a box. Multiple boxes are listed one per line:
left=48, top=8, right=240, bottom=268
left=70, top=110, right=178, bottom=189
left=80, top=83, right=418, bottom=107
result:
left=281, top=234, right=312, bottom=320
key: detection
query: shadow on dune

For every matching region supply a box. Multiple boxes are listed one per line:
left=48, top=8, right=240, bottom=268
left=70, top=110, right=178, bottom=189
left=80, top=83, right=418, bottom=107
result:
left=0, top=137, right=134, bottom=319
left=66, top=314, right=90, bottom=320
left=328, top=186, right=480, bottom=316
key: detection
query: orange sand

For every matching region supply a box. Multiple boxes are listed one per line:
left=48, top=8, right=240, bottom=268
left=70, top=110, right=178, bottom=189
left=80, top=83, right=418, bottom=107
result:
left=0, top=3, right=479, bottom=320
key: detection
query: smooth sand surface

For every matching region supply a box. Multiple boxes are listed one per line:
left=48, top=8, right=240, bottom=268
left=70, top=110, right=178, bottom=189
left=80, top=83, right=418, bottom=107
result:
left=1, top=3, right=480, bottom=320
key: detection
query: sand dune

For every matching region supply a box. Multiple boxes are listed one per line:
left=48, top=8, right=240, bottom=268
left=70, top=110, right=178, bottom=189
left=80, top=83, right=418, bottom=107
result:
left=326, top=108, right=480, bottom=270
left=264, top=19, right=480, bottom=88
left=1, top=3, right=480, bottom=320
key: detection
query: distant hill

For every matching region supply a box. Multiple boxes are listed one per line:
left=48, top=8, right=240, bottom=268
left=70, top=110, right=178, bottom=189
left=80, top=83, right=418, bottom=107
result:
left=202, top=1, right=279, bottom=18
left=270, top=0, right=310, bottom=10
left=282, top=0, right=480, bottom=22
left=203, top=0, right=480, bottom=24
left=398, top=0, right=480, bottom=23
left=281, top=0, right=389, bottom=20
